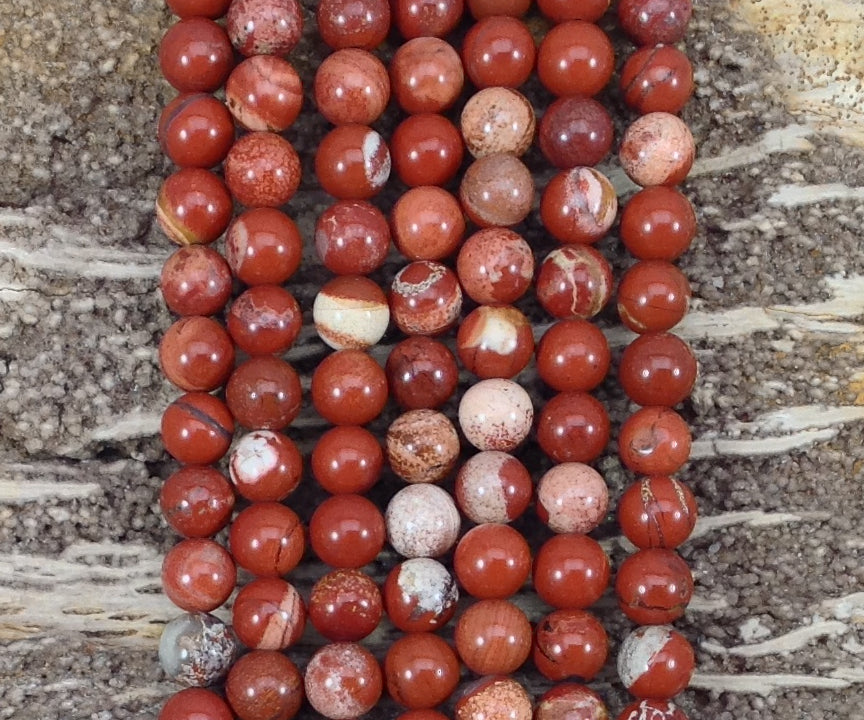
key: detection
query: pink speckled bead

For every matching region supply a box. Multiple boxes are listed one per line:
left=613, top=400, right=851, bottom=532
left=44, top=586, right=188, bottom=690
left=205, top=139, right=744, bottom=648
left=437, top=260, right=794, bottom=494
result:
left=386, top=484, right=461, bottom=558
left=225, top=55, right=303, bottom=132
left=620, top=113, right=695, bottom=187
left=456, top=228, right=534, bottom=305
left=536, top=245, right=613, bottom=320
left=313, top=275, right=390, bottom=350
left=541, top=167, right=618, bottom=245
left=455, top=677, right=533, bottom=720
left=386, top=409, right=461, bottom=484
left=456, top=305, right=534, bottom=379
left=460, top=88, right=536, bottom=159
left=455, top=451, right=532, bottom=525
left=460, top=153, right=534, bottom=228
left=458, top=379, right=533, bottom=452
left=536, top=463, right=609, bottom=534
left=224, top=132, right=301, bottom=208
left=227, top=0, right=304, bottom=57
left=305, top=643, right=383, bottom=720
left=314, top=48, right=391, bottom=126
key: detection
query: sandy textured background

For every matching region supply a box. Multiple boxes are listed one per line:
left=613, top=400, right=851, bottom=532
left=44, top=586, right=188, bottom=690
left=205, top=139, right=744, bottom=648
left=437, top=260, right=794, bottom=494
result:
left=1, top=0, right=863, bottom=718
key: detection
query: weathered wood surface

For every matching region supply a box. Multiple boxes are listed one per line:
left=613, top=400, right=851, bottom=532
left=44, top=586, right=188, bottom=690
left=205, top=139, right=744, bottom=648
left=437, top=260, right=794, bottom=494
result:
left=1, top=0, right=864, bottom=718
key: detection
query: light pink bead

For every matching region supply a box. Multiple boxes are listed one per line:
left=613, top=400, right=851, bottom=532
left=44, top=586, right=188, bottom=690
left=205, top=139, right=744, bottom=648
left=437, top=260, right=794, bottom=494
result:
left=536, top=462, right=609, bottom=534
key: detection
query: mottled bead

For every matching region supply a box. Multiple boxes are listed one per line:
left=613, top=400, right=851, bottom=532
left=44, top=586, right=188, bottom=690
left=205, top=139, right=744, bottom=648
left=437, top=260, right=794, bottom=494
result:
left=455, top=677, right=532, bottom=720
left=536, top=462, right=608, bottom=534
left=312, top=425, right=383, bottom=494
left=621, top=45, right=694, bottom=115
left=391, top=113, right=465, bottom=187
left=538, top=21, right=614, bottom=97
left=620, top=113, right=695, bottom=187
left=229, top=429, right=303, bottom=502
left=620, top=187, right=697, bottom=261
left=159, top=18, right=234, bottom=93
left=162, top=538, right=236, bottom=612
left=156, top=168, right=233, bottom=246
left=454, top=451, right=532, bottom=525
left=305, top=643, right=383, bottom=720
left=618, top=260, right=691, bottom=333
left=311, top=349, right=388, bottom=425
left=160, top=466, right=235, bottom=538
left=462, top=16, right=535, bottom=89
left=309, top=493, right=386, bottom=568
left=159, top=612, right=237, bottom=687
left=618, top=332, right=697, bottom=407
left=159, top=94, right=235, bottom=168
left=617, top=625, right=694, bottom=700
left=536, top=245, right=613, bottom=320
left=538, top=0, right=609, bottom=22
left=537, top=393, right=610, bottom=465
left=224, top=132, right=302, bottom=207
left=456, top=305, right=534, bottom=379
left=535, top=684, right=610, bottom=720
left=226, top=207, right=303, bottom=285
left=616, top=548, right=693, bottom=625
left=459, top=378, right=533, bottom=452
left=533, top=533, right=610, bottom=609
left=454, top=523, right=531, bottom=599
left=317, top=0, right=391, bottom=50
left=455, top=599, right=532, bottom=675
left=159, top=688, right=233, bottom=720
left=167, top=0, right=232, bottom=19
left=534, top=609, right=608, bottom=682
left=316, top=124, right=391, bottom=200
left=460, top=153, right=534, bottom=227
left=536, top=319, right=610, bottom=393
left=393, top=0, right=464, bottom=39
left=309, top=569, right=383, bottom=641
left=314, top=48, right=390, bottom=126
left=461, top=88, right=535, bottom=158
left=618, top=476, right=697, bottom=550
left=386, top=336, right=459, bottom=410
left=386, top=409, right=460, bottom=484
left=226, top=356, right=303, bottom=430
left=383, top=557, right=459, bottom=632
left=225, top=650, right=303, bottom=720
left=467, top=0, right=530, bottom=18
left=386, top=484, right=461, bottom=558
left=161, top=246, right=232, bottom=317
left=161, top=393, right=234, bottom=465
left=227, top=285, right=303, bottom=355
left=619, top=407, right=692, bottom=476
left=618, top=0, right=692, bottom=46
left=539, top=96, right=614, bottom=169
left=391, top=186, right=466, bottom=261
left=227, top=0, right=304, bottom=56
left=315, top=200, right=391, bottom=275
left=390, top=261, right=463, bottom=336
left=541, top=167, right=618, bottom=245
left=226, top=55, right=304, bottom=132
left=159, top=316, right=235, bottom=392
left=229, top=502, right=305, bottom=577
left=617, top=700, right=687, bottom=720
left=313, top=275, right=390, bottom=351
left=456, top=228, right=534, bottom=305
left=232, top=577, right=305, bottom=650
left=391, top=37, right=464, bottom=114
left=385, top=633, right=461, bottom=709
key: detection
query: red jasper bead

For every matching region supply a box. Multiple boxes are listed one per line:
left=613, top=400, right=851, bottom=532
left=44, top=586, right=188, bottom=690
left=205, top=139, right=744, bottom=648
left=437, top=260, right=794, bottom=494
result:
left=618, top=476, right=698, bottom=550
left=393, top=0, right=464, bottom=39
left=454, top=598, right=532, bottom=675
left=619, top=407, right=692, bottom=476
left=619, top=332, right=697, bottom=407
left=159, top=316, right=235, bottom=392
left=226, top=55, right=304, bottom=132
left=538, top=0, right=609, bottom=23
left=309, top=569, right=382, bottom=641
left=305, top=643, right=383, bottom=720
left=386, top=409, right=460, bottom=484
left=160, top=466, right=235, bottom=538
left=317, top=0, right=391, bottom=50
left=225, top=650, right=304, bottom=720
left=161, top=393, right=234, bottom=465
left=456, top=228, right=534, bottom=305
left=537, top=319, right=610, bottom=393
left=618, top=0, right=692, bottom=46
left=309, top=494, right=386, bottom=568
left=225, top=132, right=302, bottom=208
left=315, top=200, right=391, bottom=275
left=539, top=96, right=614, bottom=170
left=226, top=357, right=303, bottom=430
left=392, top=186, right=465, bottom=261
left=159, top=18, right=233, bottom=93
left=460, top=153, right=534, bottom=228
left=161, top=246, right=232, bottom=317
left=617, top=625, right=695, bottom=700
left=226, top=207, right=303, bottom=285
left=620, top=187, right=697, bottom=261
left=616, top=548, right=694, bottom=625
left=227, top=0, right=304, bottom=57
left=455, top=451, right=532, bottom=525
left=316, top=124, right=391, bottom=200
left=537, top=392, right=610, bottom=464
left=229, top=430, right=303, bottom=502
left=533, top=533, right=610, bottom=609
left=391, top=37, right=464, bottom=115
left=312, top=425, right=383, bottom=494
left=232, top=577, right=305, bottom=650
left=617, top=700, right=687, bottom=720
left=538, top=21, right=614, bottom=97
left=385, top=633, right=461, bottom=709
left=621, top=45, right=694, bottom=115
left=159, top=94, right=234, bottom=169
left=162, top=538, right=236, bottom=612
left=535, top=684, right=610, bottom=720
left=227, top=285, right=302, bottom=355
left=534, top=609, right=608, bottom=681
left=536, top=462, right=608, bottom=535
left=386, top=336, right=459, bottom=410
left=229, top=502, right=305, bottom=577
left=454, top=523, right=531, bottom=599
left=467, top=0, right=530, bottom=18
left=462, top=16, right=535, bottom=89
left=391, top=114, right=464, bottom=187
left=383, top=558, right=459, bottom=632
left=541, top=167, right=618, bottom=245
left=311, top=350, right=388, bottom=425
left=455, top=677, right=532, bottom=720
left=156, top=169, right=233, bottom=246
left=166, top=0, right=232, bottom=19
left=620, top=113, right=695, bottom=187
left=536, top=245, right=613, bottom=320
left=456, top=305, right=535, bottom=379
left=315, top=49, right=390, bottom=126
left=390, top=261, right=463, bottom=336
left=618, top=260, right=691, bottom=333
left=159, top=688, right=233, bottom=720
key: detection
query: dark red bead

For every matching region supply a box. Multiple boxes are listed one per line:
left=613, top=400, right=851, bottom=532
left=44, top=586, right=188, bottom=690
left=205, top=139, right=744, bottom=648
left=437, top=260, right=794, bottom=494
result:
left=533, top=609, right=608, bottom=681
left=533, top=533, right=610, bottom=609
left=616, top=548, right=693, bottom=625
left=156, top=168, right=233, bottom=246
left=620, top=186, right=697, bottom=261
left=457, top=305, right=535, bottom=379
left=160, top=466, right=235, bottom=538
left=619, top=407, right=692, bottom=476
left=537, top=0, right=609, bottom=23
left=467, top=0, right=530, bottom=18
left=227, top=0, right=304, bottom=57
left=311, top=350, right=388, bottom=425
left=537, top=21, right=614, bottom=97
left=621, top=45, right=694, bottom=115
left=456, top=227, right=534, bottom=305
left=462, top=16, right=535, bottom=89
left=618, top=0, right=692, bottom=46
left=158, top=94, right=235, bottom=168
left=617, top=260, right=691, bottom=334
left=539, top=96, right=614, bottom=169
left=159, top=18, right=234, bottom=93
left=317, top=0, right=391, bottom=50
left=454, top=598, right=532, bottom=676
left=315, top=124, right=391, bottom=200
left=161, top=393, right=234, bottom=465
left=536, top=245, right=613, bottom=320
left=390, top=37, right=464, bottom=115
left=618, top=476, right=698, bottom=550
left=226, top=207, right=304, bottom=285
left=314, top=48, right=391, bottom=126
left=617, top=625, right=695, bottom=699
left=159, top=316, right=235, bottom=392
left=453, top=523, right=531, bottom=599
left=536, top=319, right=610, bottom=393
left=161, top=246, right=233, bottom=317
left=309, top=494, right=386, bottom=568
left=390, top=261, right=463, bottom=336
left=393, top=0, right=464, bottom=39
left=229, top=502, right=305, bottom=577
left=309, top=569, right=382, bottom=641
left=159, top=688, right=233, bottom=720
left=312, top=425, right=383, bottom=494
left=227, top=285, right=303, bottom=355
left=386, top=336, right=459, bottom=410
left=618, top=332, right=697, bottom=407
left=226, top=55, right=304, bottom=132
left=385, top=633, right=461, bottom=710
left=232, top=577, right=306, bottom=650
left=391, top=114, right=464, bottom=187
left=166, top=0, right=232, bottom=19
left=162, top=538, right=236, bottom=612
left=315, top=200, right=391, bottom=275
left=226, top=357, right=303, bottom=431
left=537, top=392, right=610, bottom=464
left=225, top=650, right=304, bottom=720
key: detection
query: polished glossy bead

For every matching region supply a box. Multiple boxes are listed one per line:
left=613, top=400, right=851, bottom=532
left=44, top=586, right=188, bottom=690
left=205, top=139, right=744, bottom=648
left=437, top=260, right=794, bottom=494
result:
left=161, top=393, right=234, bottom=465
left=386, top=336, right=459, bottom=410
left=317, top=0, right=391, bottom=49
left=456, top=228, right=534, bottom=305
left=393, top=0, right=464, bottom=38
left=390, top=261, right=463, bottom=336
left=316, top=124, right=391, bottom=199
left=461, top=88, right=535, bottom=159
left=538, top=21, right=614, bottom=97
left=159, top=94, right=234, bottom=169
left=391, top=37, right=464, bottom=114
left=537, top=393, right=610, bottom=465
left=167, top=0, right=232, bottom=18
left=315, top=48, right=390, bottom=126
left=226, top=207, right=303, bottom=285
left=232, top=577, right=305, bottom=650
left=392, top=186, right=465, bottom=261
left=391, top=114, right=465, bottom=187
left=616, top=548, right=693, bottom=625
left=541, top=167, right=618, bottom=245
left=536, top=246, right=613, bottom=320
left=617, top=625, right=695, bottom=700
left=159, top=18, right=234, bottom=93
left=227, top=285, right=303, bottom=355
left=534, top=609, right=608, bottom=682
left=159, top=612, right=237, bottom=687
left=310, top=494, right=386, bottom=568
left=620, top=187, right=697, bottom=261
left=162, top=538, right=236, bottom=612
left=618, top=261, right=690, bottom=333
left=225, top=650, right=303, bottom=720
left=385, top=633, right=461, bottom=709
left=161, top=246, right=232, bottom=317
left=467, top=0, right=530, bottom=17
left=305, top=643, right=383, bottom=719
left=620, top=113, right=695, bottom=187
left=462, top=16, right=535, bottom=89
left=455, top=677, right=532, bottom=720
left=538, top=0, right=609, bottom=22
left=383, top=557, right=459, bottom=632
left=229, top=502, right=305, bottom=577
left=459, top=379, right=533, bottom=452
left=536, top=462, right=608, bottom=534
left=159, top=688, right=233, bottom=720
left=227, top=0, right=304, bottom=56
left=160, top=466, right=235, bottom=538
left=312, top=425, right=383, bottom=494
left=619, top=407, right=692, bottom=476
left=226, top=357, right=303, bottom=430
left=454, top=523, right=531, bottom=599
left=535, top=684, right=609, bottom=720
left=313, top=275, right=390, bottom=351
left=460, top=153, right=534, bottom=227
left=533, top=533, right=610, bottom=609
left=156, top=168, right=233, bottom=246
left=159, top=316, right=235, bottom=392
left=226, top=55, right=304, bottom=132
left=225, top=132, right=302, bottom=207
left=617, top=700, right=687, bottom=720
left=309, top=568, right=383, bottom=641
left=539, top=96, right=614, bottom=169
left=229, top=430, right=303, bottom=502
left=619, top=333, right=697, bottom=407
left=315, top=200, right=391, bottom=275
left=311, top=350, right=388, bottom=425
left=454, top=451, right=532, bottom=524
left=618, top=0, right=692, bottom=46
left=455, top=599, right=531, bottom=675
left=386, top=484, right=461, bottom=558
left=386, top=409, right=460, bottom=484
left=618, top=476, right=697, bottom=551
left=621, top=45, right=694, bottom=115
left=457, top=305, right=534, bottom=379
left=537, top=320, right=610, bottom=393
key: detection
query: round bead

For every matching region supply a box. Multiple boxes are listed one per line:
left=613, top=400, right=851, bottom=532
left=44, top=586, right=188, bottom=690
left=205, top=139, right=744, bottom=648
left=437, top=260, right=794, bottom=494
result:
left=161, top=393, right=234, bottom=465
left=454, top=451, right=532, bottom=525
left=383, top=557, right=459, bottom=632
left=535, top=684, right=610, bottom=720
left=314, top=48, right=390, bottom=126
left=462, top=16, right=535, bottom=89
left=226, top=55, right=304, bottom=132
left=305, top=643, right=383, bottom=720
left=161, top=246, right=232, bottom=317
left=460, top=153, right=534, bottom=227
left=537, top=21, right=614, bottom=97
left=459, top=379, right=533, bottom=452
left=232, top=577, right=305, bottom=650
left=386, top=409, right=460, bottom=484
left=156, top=169, right=233, bottom=246
left=461, top=88, right=535, bottom=158
left=455, top=677, right=532, bottom=720
left=616, top=548, right=693, bottom=625
left=534, top=610, right=608, bottom=682
left=467, top=0, right=530, bottom=18
left=229, top=430, right=303, bottom=502
left=536, top=393, right=610, bottom=465
left=391, top=114, right=465, bottom=187
left=315, top=200, right=391, bottom=275
left=538, top=0, right=609, bottom=22
left=621, top=45, right=694, bottom=115
left=309, top=494, right=386, bottom=568
left=617, top=625, right=695, bottom=700
left=313, top=275, right=390, bottom=351
left=166, top=0, right=232, bottom=18
left=618, top=0, right=692, bottom=46
left=316, top=124, right=391, bottom=200
left=536, top=245, right=613, bottom=320
left=619, top=407, right=692, bottom=476
left=454, top=523, right=531, bottom=599
left=393, top=0, right=464, bottom=39
left=391, top=37, right=464, bottom=114
left=618, top=260, right=691, bottom=333
left=160, top=466, right=235, bottom=538
left=620, top=113, right=695, bottom=187
left=159, top=94, right=235, bottom=169
left=618, top=476, right=698, bottom=550
left=456, top=228, right=534, bottom=305
left=309, top=569, right=383, bottom=641
left=391, top=186, right=466, bottom=261
left=456, top=305, right=534, bottom=379
left=533, top=533, right=610, bottom=609
left=227, top=0, right=304, bottom=57
left=311, top=350, right=388, bottom=425
left=455, top=599, right=532, bottom=675
left=312, top=425, right=383, bottom=494
left=617, top=700, right=687, bottom=720
left=226, top=357, right=303, bottom=430
left=225, top=650, right=303, bottom=720
left=229, top=502, right=305, bottom=577
left=618, top=332, right=697, bottom=407
left=541, top=167, right=618, bottom=245
left=159, top=18, right=233, bottom=93
left=159, top=316, right=235, bottom=392
left=159, top=612, right=237, bottom=687
left=226, top=207, right=303, bottom=285
left=386, top=336, right=459, bottom=410
left=162, top=538, right=236, bottom=613
left=227, top=285, right=303, bottom=355
left=225, top=132, right=302, bottom=208
left=536, top=319, right=610, bottom=393
left=620, top=187, right=697, bottom=261
left=386, top=484, right=461, bottom=558
left=536, top=462, right=608, bottom=534
left=385, top=633, right=461, bottom=709
left=390, top=261, right=463, bottom=336
left=317, top=0, right=391, bottom=50
left=539, top=96, right=614, bottom=170
left=159, top=688, right=233, bottom=720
